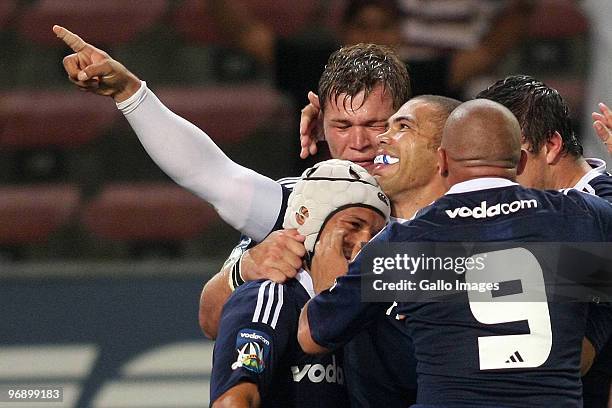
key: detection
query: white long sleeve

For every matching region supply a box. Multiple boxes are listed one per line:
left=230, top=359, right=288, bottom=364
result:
left=116, top=81, right=284, bottom=242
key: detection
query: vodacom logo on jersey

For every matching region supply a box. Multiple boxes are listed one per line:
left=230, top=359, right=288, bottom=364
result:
left=446, top=199, right=538, bottom=219
left=291, top=355, right=344, bottom=385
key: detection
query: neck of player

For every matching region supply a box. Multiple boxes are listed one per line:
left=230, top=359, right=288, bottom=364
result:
left=549, top=156, right=593, bottom=190
left=390, top=182, right=447, bottom=220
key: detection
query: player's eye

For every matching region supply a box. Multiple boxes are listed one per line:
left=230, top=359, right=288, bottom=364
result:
left=399, top=123, right=411, bottom=130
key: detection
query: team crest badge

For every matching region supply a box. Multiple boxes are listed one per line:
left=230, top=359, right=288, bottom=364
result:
left=232, top=329, right=270, bottom=374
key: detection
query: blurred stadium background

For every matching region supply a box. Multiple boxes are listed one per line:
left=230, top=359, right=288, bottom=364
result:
left=0, top=0, right=607, bottom=406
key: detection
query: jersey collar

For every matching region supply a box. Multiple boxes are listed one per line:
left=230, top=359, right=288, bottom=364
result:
left=446, top=177, right=518, bottom=195
left=296, top=269, right=315, bottom=298
left=573, top=158, right=608, bottom=191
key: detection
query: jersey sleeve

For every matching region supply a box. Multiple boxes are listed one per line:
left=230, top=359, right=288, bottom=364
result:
left=307, top=231, right=391, bottom=351
left=210, top=280, right=294, bottom=404
left=116, top=82, right=285, bottom=242
left=589, top=174, right=612, bottom=203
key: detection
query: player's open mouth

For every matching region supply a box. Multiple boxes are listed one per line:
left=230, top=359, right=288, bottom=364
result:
left=374, top=154, right=399, bottom=165
left=354, top=160, right=375, bottom=170
left=373, top=154, right=399, bottom=176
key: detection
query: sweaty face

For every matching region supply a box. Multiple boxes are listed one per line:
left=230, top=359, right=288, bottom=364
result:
left=323, top=85, right=396, bottom=172
left=372, top=99, right=441, bottom=200
left=316, top=206, right=386, bottom=261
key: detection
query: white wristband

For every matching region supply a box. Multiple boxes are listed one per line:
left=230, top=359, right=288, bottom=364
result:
left=116, top=80, right=147, bottom=114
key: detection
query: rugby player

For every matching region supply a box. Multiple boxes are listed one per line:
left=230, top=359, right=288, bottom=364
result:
left=210, top=159, right=389, bottom=407
left=54, top=25, right=418, bottom=406
left=476, top=76, right=612, bottom=407
left=476, top=75, right=612, bottom=201
left=298, top=99, right=612, bottom=407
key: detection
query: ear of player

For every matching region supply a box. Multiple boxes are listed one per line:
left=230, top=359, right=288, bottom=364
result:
left=283, top=159, right=391, bottom=253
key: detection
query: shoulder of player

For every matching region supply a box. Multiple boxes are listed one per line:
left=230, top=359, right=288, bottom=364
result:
left=231, top=279, right=296, bottom=302
left=559, top=188, right=612, bottom=216
left=228, top=280, right=300, bottom=328
left=587, top=173, right=612, bottom=203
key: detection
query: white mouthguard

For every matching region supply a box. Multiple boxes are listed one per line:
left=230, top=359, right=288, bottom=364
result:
left=374, top=154, right=400, bottom=165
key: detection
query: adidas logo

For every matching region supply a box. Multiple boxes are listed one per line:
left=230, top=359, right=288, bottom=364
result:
left=505, top=351, right=524, bottom=364
left=445, top=199, right=538, bottom=219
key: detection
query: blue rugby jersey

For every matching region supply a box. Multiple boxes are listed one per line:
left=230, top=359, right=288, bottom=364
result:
left=210, top=272, right=348, bottom=407
left=307, top=178, right=612, bottom=407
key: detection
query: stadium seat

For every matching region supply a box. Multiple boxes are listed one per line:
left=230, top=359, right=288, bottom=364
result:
left=522, top=0, right=588, bottom=116
left=528, top=0, right=588, bottom=39
left=17, top=0, right=167, bottom=47
left=0, top=184, right=80, bottom=245
left=0, top=89, right=119, bottom=148
left=81, top=183, right=219, bottom=241
left=171, top=0, right=319, bottom=45
left=154, top=85, right=291, bottom=144
left=325, top=0, right=348, bottom=34
left=0, top=0, right=16, bottom=29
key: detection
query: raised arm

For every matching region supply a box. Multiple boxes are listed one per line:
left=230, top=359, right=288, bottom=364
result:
left=54, top=25, right=283, bottom=241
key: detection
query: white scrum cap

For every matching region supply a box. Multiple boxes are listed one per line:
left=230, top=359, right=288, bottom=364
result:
left=283, top=159, right=390, bottom=253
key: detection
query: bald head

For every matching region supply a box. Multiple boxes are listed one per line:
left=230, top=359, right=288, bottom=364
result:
left=439, top=99, right=525, bottom=184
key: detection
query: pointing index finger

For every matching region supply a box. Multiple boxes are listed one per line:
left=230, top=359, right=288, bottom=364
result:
left=53, top=25, right=90, bottom=53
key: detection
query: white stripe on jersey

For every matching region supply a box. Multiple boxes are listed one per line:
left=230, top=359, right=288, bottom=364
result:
left=252, top=281, right=285, bottom=329
left=252, top=281, right=272, bottom=324
left=270, top=286, right=284, bottom=329
left=277, top=176, right=299, bottom=189
left=262, top=282, right=276, bottom=324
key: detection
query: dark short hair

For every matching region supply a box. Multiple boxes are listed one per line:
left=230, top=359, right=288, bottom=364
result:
left=412, top=95, right=462, bottom=149
left=475, top=75, right=582, bottom=157
left=318, top=43, right=411, bottom=112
